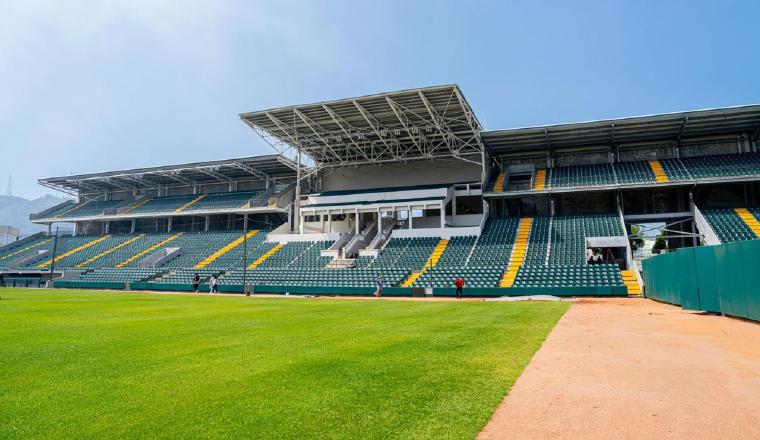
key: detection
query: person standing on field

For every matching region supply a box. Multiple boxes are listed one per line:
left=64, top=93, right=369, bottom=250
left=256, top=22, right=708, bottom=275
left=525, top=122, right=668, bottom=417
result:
left=192, top=273, right=200, bottom=293
left=374, top=273, right=383, bottom=298
left=454, top=277, right=465, bottom=299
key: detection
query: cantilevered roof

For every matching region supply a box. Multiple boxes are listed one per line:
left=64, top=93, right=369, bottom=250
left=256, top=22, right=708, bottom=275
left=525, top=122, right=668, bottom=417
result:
left=483, top=105, right=760, bottom=154
left=39, top=154, right=296, bottom=195
left=240, top=85, right=483, bottom=169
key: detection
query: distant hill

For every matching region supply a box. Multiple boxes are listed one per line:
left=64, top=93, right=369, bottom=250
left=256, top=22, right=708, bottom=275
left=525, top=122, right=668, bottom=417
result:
left=0, top=194, right=72, bottom=236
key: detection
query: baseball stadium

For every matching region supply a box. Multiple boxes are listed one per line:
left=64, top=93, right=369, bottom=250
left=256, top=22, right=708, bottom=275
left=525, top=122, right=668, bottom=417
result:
left=2, top=85, right=759, bottom=438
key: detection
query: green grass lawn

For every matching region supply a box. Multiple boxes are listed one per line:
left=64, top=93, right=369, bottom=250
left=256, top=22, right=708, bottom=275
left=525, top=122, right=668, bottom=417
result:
left=0, top=288, right=568, bottom=439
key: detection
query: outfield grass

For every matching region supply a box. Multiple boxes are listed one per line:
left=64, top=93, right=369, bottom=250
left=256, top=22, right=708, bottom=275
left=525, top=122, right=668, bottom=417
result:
left=0, top=289, right=569, bottom=439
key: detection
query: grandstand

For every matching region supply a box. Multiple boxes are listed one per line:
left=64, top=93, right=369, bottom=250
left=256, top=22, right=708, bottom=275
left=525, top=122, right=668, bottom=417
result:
left=3, top=85, right=760, bottom=297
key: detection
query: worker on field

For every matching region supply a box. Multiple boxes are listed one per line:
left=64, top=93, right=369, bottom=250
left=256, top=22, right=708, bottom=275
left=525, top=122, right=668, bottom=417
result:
left=454, top=277, right=465, bottom=299
left=192, top=273, right=200, bottom=293
left=374, top=273, right=383, bottom=298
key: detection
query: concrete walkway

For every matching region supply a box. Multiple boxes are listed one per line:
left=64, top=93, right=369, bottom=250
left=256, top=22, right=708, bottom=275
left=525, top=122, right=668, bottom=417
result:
left=479, top=298, right=760, bottom=439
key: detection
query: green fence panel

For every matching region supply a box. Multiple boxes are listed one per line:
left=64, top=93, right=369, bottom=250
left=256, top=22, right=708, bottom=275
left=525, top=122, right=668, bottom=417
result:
left=54, top=281, right=125, bottom=290
left=677, top=248, right=702, bottom=311
left=693, top=246, right=720, bottom=313
left=643, top=251, right=688, bottom=306
left=714, top=239, right=760, bottom=320
left=643, top=240, right=760, bottom=322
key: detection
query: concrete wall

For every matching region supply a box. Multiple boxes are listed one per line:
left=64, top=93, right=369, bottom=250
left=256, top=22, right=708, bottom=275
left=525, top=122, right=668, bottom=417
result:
left=680, top=139, right=744, bottom=157
left=618, top=144, right=675, bottom=162
left=553, top=149, right=609, bottom=167
left=319, top=157, right=481, bottom=192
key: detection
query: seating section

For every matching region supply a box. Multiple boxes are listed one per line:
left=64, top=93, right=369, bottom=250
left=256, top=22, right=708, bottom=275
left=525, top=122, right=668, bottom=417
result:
left=702, top=208, right=758, bottom=243
left=546, top=214, right=624, bottom=266
left=548, top=163, right=616, bottom=188
left=34, top=191, right=264, bottom=220
left=153, top=268, right=222, bottom=286
left=129, top=195, right=197, bottom=214
left=184, top=191, right=258, bottom=211
left=221, top=268, right=409, bottom=288
left=512, top=265, right=624, bottom=288
left=356, top=237, right=439, bottom=270
left=71, top=268, right=164, bottom=284
left=486, top=153, right=760, bottom=192
left=675, top=153, right=760, bottom=180
left=0, top=236, right=54, bottom=268
left=466, top=217, right=519, bottom=267
left=79, top=233, right=173, bottom=267
left=57, top=200, right=121, bottom=218
left=11, top=213, right=631, bottom=291
left=615, top=160, right=656, bottom=184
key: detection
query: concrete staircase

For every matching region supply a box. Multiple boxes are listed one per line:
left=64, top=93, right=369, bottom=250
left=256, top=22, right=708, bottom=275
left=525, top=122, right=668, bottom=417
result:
left=247, top=243, right=284, bottom=269
left=533, top=170, right=546, bottom=190
left=648, top=160, right=669, bottom=183
left=195, top=230, right=259, bottom=269
left=401, top=238, right=449, bottom=287
left=621, top=270, right=642, bottom=296
left=500, top=217, right=533, bottom=287
left=734, top=208, right=760, bottom=237
left=493, top=172, right=505, bottom=193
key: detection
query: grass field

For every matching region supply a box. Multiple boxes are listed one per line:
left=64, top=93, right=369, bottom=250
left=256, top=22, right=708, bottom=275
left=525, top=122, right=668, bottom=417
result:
left=0, top=289, right=569, bottom=439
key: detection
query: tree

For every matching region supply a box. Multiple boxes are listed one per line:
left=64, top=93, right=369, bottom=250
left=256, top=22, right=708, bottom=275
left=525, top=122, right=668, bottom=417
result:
left=652, top=229, right=668, bottom=254
left=629, top=224, right=645, bottom=251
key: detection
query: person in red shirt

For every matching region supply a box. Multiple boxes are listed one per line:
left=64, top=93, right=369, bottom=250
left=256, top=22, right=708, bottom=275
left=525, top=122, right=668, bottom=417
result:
left=454, top=277, right=465, bottom=299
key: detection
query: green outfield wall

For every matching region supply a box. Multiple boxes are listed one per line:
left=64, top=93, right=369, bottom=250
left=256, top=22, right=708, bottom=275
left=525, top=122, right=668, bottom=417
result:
left=642, top=239, right=760, bottom=321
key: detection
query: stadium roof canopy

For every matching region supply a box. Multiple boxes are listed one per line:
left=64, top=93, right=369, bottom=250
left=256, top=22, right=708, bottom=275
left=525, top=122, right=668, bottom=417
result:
left=483, top=105, right=760, bottom=154
left=240, top=85, right=484, bottom=172
left=39, top=154, right=296, bottom=195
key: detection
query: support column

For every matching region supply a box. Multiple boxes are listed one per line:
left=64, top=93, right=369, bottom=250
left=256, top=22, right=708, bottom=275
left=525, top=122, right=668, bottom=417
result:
left=377, top=208, right=381, bottom=236
left=293, top=149, right=302, bottom=233
left=452, top=194, right=457, bottom=224
left=243, top=214, right=248, bottom=231
left=205, top=216, right=210, bottom=232
left=355, top=208, right=360, bottom=235
left=48, top=223, right=52, bottom=235
left=168, top=218, right=172, bottom=233
left=105, top=221, right=110, bottom=234
left=440, top=203, right=445, bottom=229
left=327, top=210, right=332, bottom=233
left=408, top=206, right=413, bottom=230
left=130, top=219, right=136, bottom=234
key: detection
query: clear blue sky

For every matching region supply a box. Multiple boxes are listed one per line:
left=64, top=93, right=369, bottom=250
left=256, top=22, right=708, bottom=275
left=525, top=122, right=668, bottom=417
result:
left=3, top=0, right=759, bottom=198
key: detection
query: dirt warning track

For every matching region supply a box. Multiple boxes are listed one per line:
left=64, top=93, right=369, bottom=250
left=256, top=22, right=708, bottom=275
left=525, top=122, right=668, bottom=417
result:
left=479, top=298, right=760, bottom=439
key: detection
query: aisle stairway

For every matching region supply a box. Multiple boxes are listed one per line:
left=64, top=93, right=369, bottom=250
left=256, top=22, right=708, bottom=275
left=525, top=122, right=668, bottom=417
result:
left=195, top=230, right=259, bottom=269
left=37, top=235, right=111, bottom=268
left=533, top=170, right=546, bottom=190
left=734, top=208, right=760, bottom=237
left=621, top=270, right=642, bottom=296
left=0, top=238, right=53, bottom=262
left=648, top=160, right=669, bottom=183
left=401, top=239, right=449, bottom=287
left=493, top=172, right=505, bottom=192
left=115, top=233, right=183, bottom=268
left=176, top=194, right=207, bottom=212
left=247, top=243, right=284, bottom=269
left=499, top=217, right=532, bottom=287
left=75, top=234, right=146, bottom=268
left=121, top=198, right=150, bottom=214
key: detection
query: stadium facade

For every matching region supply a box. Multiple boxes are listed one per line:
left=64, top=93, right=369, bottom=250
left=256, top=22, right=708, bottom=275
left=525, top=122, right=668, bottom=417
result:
left=2, top=85, right=759, bottom=296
